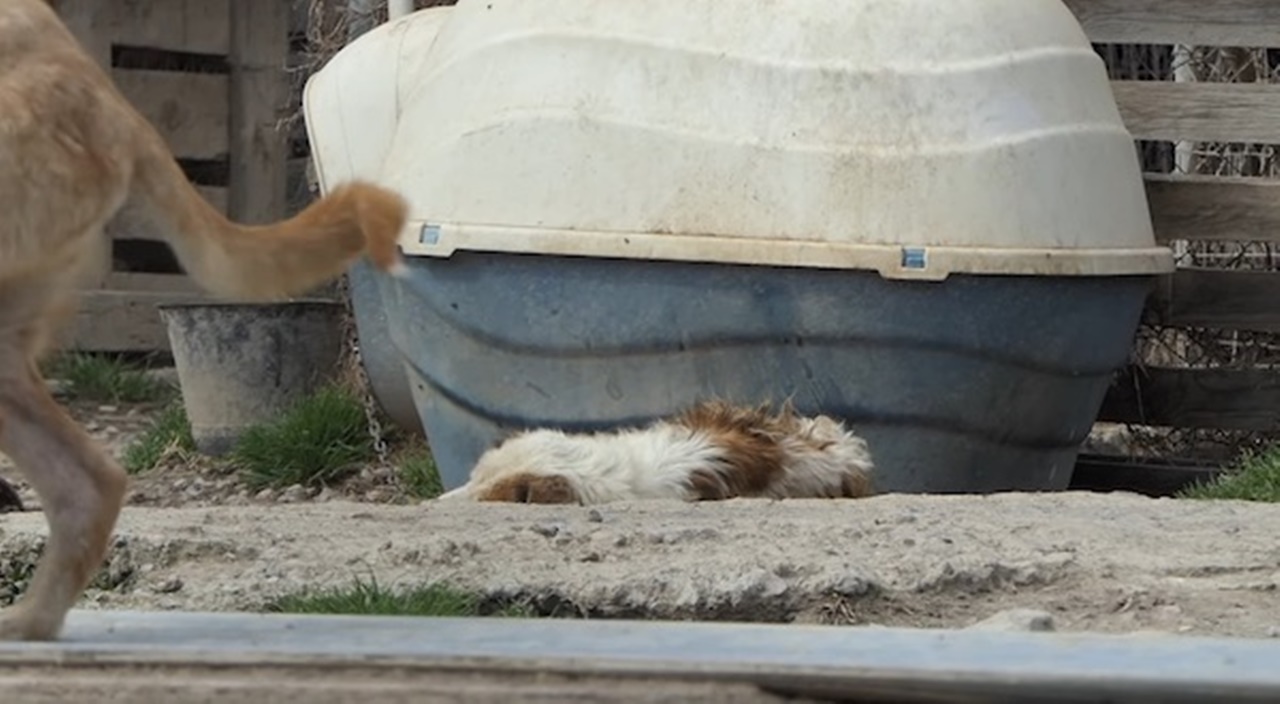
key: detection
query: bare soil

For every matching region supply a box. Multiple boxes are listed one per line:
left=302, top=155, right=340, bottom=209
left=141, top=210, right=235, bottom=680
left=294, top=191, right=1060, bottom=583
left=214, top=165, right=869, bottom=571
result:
left=2, top=401, right=1279, bottom=639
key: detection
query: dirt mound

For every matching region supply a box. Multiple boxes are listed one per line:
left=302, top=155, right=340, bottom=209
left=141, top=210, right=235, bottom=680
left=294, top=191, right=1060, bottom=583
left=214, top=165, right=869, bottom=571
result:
left=3, top=492, right=1278, bottom=637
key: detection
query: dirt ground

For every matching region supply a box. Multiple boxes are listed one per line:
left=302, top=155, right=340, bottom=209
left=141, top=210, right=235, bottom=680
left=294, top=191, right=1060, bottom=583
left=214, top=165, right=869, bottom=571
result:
left=2, top=401, right=1279, bottom=639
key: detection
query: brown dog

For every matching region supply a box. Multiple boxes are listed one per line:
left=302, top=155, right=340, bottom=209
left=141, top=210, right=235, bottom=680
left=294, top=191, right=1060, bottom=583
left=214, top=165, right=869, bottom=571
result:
left=0, top=0, right=408, bottom=640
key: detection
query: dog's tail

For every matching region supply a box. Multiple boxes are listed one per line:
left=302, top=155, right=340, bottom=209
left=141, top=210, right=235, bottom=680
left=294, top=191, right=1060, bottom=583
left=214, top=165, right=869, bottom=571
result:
left=123, top=119, right=407, bottom=301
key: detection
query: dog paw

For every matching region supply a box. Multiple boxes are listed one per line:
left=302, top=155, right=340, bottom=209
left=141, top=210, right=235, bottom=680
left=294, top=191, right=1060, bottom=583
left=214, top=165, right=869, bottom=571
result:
left=0, top=606, right=62, bottom=642
left=476, top=473, right=582, bottom=504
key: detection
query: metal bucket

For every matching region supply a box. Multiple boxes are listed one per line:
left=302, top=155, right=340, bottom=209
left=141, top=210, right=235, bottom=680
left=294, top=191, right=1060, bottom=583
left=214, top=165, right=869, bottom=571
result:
left=158, top=301, right=345, bottom=456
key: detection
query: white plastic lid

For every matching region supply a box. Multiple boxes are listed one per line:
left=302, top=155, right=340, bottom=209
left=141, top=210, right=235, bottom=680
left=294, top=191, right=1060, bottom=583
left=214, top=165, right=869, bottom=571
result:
left=307, top=0, right=1174, bottom=280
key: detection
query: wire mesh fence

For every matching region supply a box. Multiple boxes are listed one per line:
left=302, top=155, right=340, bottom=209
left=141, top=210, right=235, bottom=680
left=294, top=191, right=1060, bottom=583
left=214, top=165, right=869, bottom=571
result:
left=1097, top=43, right=1280, bottom=462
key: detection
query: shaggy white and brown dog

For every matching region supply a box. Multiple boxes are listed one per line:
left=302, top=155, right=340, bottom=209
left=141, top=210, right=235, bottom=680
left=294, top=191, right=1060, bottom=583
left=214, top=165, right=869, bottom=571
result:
left=437, top=401, right=874, bottom=505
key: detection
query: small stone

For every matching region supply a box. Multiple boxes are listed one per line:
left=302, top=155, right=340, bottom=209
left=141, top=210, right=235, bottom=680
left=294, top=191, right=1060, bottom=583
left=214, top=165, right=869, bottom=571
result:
left=580, top=552, right=602, bottom=563
left=98, top=405, right=119, bottom=413
left=156, top=578, right=184, bottom=594
left=587, top=509, right=605, bottom=523
left=280, top=485, right=311, bottom=503
left=1156, top=604, right=1183, bottom=618
left=966, top=609, right=1056, bottom=633
left=1266, top=626, right=1280, bottom=638
left=364, top=488, right=394, bottom=503
left=255, top=488, right=278, bottom=502
left=613, top=535, right=630, bottom=548
left=832, top=574, right=876, bottom=599
left=734, top=569, right=789, bottom=599
left=531, top=524, right=560, bottom=538
left=759, top=573, right=789, bottom=599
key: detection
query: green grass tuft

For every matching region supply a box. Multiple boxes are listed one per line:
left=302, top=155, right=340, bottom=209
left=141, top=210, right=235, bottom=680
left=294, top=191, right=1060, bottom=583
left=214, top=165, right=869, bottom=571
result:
left=44, top=353, right=174, bottom=405
left=1177, top=447, right=1280, bottom=502
left=265, top=575, right=529, bottom=618
left=397, top=448, right=444, bottom=500
left=233, top=386, right=374, bottom=491
left=122, top=403, right=196, bottom=475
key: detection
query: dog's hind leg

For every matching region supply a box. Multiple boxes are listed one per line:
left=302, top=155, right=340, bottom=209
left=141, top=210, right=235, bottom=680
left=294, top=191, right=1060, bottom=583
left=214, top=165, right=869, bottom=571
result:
left=0, top=304, right=127, bottom=641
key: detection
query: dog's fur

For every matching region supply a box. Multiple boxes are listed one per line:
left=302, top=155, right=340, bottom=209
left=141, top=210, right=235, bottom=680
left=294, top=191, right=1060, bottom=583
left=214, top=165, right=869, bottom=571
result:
left=439, top=401, right=875, bottom=505
left=0, top=0, right=408, bottom=641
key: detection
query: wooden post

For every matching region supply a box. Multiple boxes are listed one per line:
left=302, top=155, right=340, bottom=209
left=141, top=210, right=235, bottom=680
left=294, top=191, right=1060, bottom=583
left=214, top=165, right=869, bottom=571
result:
left=228, top=0, right=290, bottom=225
left=388, top=0, right=416, bottom=21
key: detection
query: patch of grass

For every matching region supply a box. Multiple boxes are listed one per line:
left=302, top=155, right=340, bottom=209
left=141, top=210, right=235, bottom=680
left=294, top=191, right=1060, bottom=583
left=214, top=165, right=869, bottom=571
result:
left=43, top=353, right=174, bottom=405
left=265, top=575, right=530, bottom=618
left=1178, top=447, right=1280, bottom=502
left=397, top=447, right=444, bottom=500
left=122, top=403, right=196, bottom=475
left=234, top=386, right=374, bottom=491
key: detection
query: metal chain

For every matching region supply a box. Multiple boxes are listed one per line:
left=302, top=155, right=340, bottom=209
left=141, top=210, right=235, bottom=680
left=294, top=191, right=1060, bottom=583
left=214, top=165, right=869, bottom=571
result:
left=337, top=274, right=392, bottom=467
left=305, top=153, right=391, bottom=469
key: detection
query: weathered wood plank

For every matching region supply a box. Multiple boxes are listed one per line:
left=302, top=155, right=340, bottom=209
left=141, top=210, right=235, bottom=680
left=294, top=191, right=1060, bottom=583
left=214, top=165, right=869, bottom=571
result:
left=1112, top=81, right=1280, bottom=145
left=55, top=0, right=112, bottom=65
left=1099, top=365, right=1280, bottom=431
left=197, top=185, right=229, bottom=214
left=104, top=0, right=231, bottom=55
left=102, top=273, right=203, bottom=294
left=1145, top=174, right=1280, bottom=244
left=60, top=291, right=209, bottom=354
left=113, top=69, right=229, bottom=161
left=228, top=0, right=291, bottom=224
left=55, top=0, right=306, bottom=53
left=106, top=186, right=226, bottom=249
left=108, top=187, right=228, bottom=244
left=1148, top=268, right=1280, bottom=333
left=1064, top=0, right=1280, bottom=47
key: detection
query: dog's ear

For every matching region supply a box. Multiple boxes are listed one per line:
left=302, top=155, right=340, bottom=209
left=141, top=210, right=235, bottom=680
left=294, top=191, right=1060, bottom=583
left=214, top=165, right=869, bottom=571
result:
left=477, top=473, right=582, bottom=505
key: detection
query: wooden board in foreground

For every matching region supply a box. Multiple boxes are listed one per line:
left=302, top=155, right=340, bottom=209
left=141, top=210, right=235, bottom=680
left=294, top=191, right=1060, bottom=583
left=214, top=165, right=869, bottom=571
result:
left=2, top=610, right=1279, bottom=704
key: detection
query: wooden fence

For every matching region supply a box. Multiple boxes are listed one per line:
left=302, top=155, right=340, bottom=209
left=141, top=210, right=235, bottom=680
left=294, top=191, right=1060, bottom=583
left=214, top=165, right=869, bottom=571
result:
left=1059, top=0, right=1280, bottom=437
left=54, top=0, right=312, bottom=353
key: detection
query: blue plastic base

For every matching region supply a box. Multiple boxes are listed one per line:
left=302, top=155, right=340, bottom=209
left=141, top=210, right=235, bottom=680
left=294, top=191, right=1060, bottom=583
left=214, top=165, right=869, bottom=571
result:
left=345, top=260, right=424, bottom=435
left=370, top=252, right=1153, bottom=493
